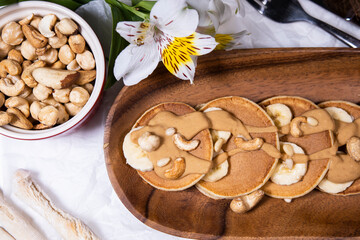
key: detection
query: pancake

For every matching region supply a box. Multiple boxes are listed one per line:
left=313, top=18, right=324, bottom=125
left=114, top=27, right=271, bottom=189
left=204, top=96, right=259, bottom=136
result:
left=318, top=100, right=360, bottom=195
left=260, top=96, right=333, bottom=199
left=196, top=96, right=280, bottom=199
left=131, top=102, right=213, bottom=191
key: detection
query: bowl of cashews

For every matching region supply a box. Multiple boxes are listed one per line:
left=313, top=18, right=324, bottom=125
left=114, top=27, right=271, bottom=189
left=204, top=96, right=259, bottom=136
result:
left=0, top=1, right=105, bottom=140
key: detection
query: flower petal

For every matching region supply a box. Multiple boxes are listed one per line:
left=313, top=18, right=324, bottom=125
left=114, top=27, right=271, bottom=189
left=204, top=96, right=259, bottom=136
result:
left=116, top=21, right=153, bottom=45
left=113, top=43, right=160, bottom=86
left=208, top=0, right=232, bottom=31
left=208, top=0, right=244, bottom=31
left=215, top=31, right=247, bottom=50
left=191, top=32, right=218, bottom=55
left=150, top=0, right=199, bottom=37
left=186, top=0, right=212, bottom=27
left=158, top=32, right=216, bottom=83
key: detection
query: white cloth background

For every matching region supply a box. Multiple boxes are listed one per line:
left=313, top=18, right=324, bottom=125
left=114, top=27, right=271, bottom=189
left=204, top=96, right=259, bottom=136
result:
left=0, top=0, right=359, bottom=239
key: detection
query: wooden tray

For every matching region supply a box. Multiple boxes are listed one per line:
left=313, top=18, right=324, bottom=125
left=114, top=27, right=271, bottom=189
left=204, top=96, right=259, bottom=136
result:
left=104, top=48, right=360, bottom=239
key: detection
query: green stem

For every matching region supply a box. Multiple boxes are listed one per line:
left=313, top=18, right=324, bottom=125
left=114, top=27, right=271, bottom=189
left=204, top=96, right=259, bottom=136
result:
left=106, top=0, right=149, bottom=20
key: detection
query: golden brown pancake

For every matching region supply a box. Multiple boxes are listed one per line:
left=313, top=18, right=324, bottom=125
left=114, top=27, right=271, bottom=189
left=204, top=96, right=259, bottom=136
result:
left=319, top=100, right=360, bottom=195
left=196, top=96, right=279, bottom=199
left=132, top=102, right=213, bottom=191
left=260, top=96, right=333, bottom=199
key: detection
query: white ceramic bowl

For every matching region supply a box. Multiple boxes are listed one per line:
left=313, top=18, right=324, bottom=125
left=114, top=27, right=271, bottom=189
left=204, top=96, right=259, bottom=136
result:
left=0, top=1, right=105, bottom=140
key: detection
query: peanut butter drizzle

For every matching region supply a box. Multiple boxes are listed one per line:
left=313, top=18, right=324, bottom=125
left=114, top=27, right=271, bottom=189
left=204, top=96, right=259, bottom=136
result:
left=204, top=110, right=251, bottom=139
left=284, top=143, right=338, bottom=164
left=147, top=111, right=211, bottom=140
left=129, top=108, right=345, bottom=181
left=327, top=154, right=360, bottom=183
left=131, top=125, right=212, bottom=179
left=321, top=117, right=360, bottom=183
left=131, top=109, right=280, bottom=180
left=279, top=109, right=335, bottom=135
left=213, top=143, right=281, bottom=166
left=300, top=109, right=335, bottom=134
left=335, top=118, right=360, bottom=146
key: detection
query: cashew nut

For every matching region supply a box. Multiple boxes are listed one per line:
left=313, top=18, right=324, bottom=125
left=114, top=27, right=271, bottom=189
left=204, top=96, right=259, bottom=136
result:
left=347, top=136, right=360, bottom=162
left=138, top=131, right=161, bottom=152
left=1, top=22, right=24, bottom=46
left=0, top=75, right=25, bottom=96
left=56, top=18, right=78, bottom=35
left=51, top=60, right=66, bottom=69
left=83, top=83, right=93, bottom=94
left=25, top=93, right=38, bottom=105
left=42, top=96, right=58, bottom=106
left=0, top=111, right=12, bottom=126
left=157, top=157, right=171, bottom=167
left=230, top=190, right=264, bottom=214
left=68, top=34, right=85, bottom=54
left=21, top=60, right=46, bottom=88
left=30, top=16, right=42, bottom=29
left=64, top=102, right=82, bottom=116
left=306, top=116, right=319, bottom=126
left=30, top=101, right=46, bottom=120
left=18, top=85, right=32, bottom=98
left=165, top=127, right=176, bottom=136
left=173, top=133, right=199, bottom=151
left=56, top=103, right=69, bottom=124
left=283, top=144, right=294, bottom=157
left=38, top=105, right=59, bottom=127
left=69, top=86, right=89, bottom=107
left=0, top=59, right=22, bottom=78
left=33, top=123, right=51, bottom=130
left=76, top=50, right=95, bottom=70
left=33, top=83, right=52, bottom=101
left=6, top=107, right=33, bottom=129
left=38, top=14, right=57, bottom=38
left=0, top=92, right=4, bottom=107
left=0, top=36, right=13, bottom=60
left=22, top=60, right=32, bottom=69
left=7, top=49, right=23, bottom=64
left=35, top=45, right=51, bottom=56
left=67, top=59, right=80, bottom=71
left=38, top=48, right=58, bottom=64
left=5, top=97, right=30, bottom=117
left=48, top=26, right=67, bottom=49
left=20, top=40, right=37, bottom=60
left=76, top=70, right=96, bottom=85
left=53, top=88, right=70, bottom=103
left=22, top=25, right=48, bottom=48
left=290, top=116, right=307, bottom=137
left=32, top=67, right=79, bottom=89
left=234, top=137, right=264, bottom=151
left=19, top=14, right=34, bottom=25
left=164, top=157, right=186, bottom=179
left=58, top=44, right=75, bottom=65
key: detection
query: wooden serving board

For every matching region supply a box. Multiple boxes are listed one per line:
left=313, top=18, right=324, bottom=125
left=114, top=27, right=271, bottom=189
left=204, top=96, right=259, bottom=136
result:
left=104, top=48, right=360, bottom=239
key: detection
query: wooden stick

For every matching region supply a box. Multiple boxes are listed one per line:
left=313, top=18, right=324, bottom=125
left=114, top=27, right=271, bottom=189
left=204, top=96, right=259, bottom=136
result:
left=14, top=169, right=99, bottom=240
left=0, top=227, right=15, bottom=240
left=0, top=191, right=46, bottom=240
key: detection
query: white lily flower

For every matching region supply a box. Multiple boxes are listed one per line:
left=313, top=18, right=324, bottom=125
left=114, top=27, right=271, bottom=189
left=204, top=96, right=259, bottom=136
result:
left=188, top=0, right=247, bottom=50
left=113, top=0, right=218, bottom=85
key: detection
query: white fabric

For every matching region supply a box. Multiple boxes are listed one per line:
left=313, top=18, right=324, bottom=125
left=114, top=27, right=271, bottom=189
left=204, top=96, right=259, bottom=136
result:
left=0, top=0, right=359, bottom=239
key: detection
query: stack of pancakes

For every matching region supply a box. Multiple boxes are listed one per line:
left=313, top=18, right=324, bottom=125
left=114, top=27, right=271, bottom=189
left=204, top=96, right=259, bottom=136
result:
left=122, top=96, right=360, bottom=213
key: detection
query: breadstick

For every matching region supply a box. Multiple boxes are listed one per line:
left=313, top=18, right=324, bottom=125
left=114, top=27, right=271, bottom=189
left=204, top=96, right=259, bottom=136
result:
left=0, top=191, right=46, bottom=240
left=13, top=169, right=99, bottom=240
left=0, top=227, right=15, bottom=240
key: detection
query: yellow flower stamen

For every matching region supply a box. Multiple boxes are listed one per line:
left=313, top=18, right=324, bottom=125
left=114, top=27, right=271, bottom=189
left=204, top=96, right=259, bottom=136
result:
left=161, top=34, right=199, bottom=76
left=215, top=34, right=234, bottom=50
